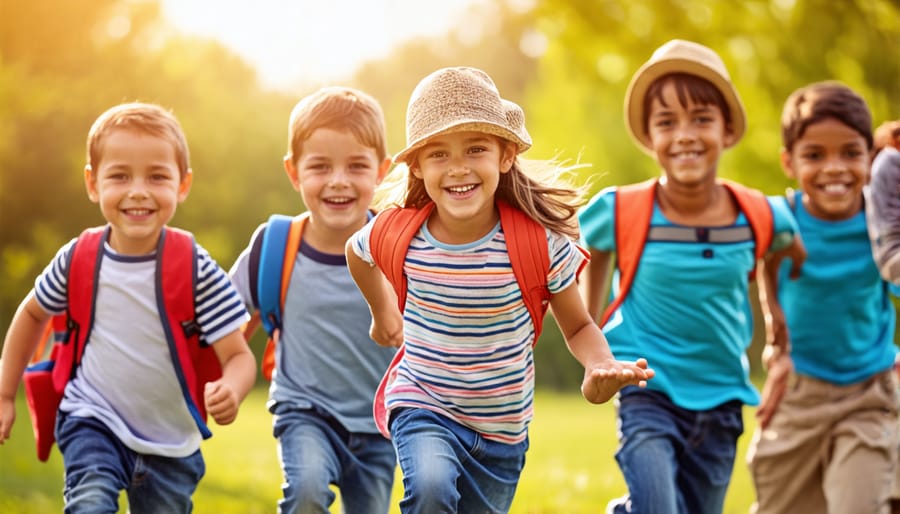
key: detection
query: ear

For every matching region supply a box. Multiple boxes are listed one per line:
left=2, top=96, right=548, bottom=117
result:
left=410, top=162, right=423, bottom=180
left=779, top=148, right=796, bottom=179
left=178, top=169, right=193, bottom=202
left=722, top=125, right=737, bottom=148
left=376, top=157, right=392, bottom=185
left=84, top=165, right=99, bottom=203
left=500, top=143, right=516, bottom=173
left=283, top=155, right=301, bottom=192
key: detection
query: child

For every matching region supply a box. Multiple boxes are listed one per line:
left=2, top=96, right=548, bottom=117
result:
left=346, top=66, right=653, bottom=514
left=228, top=87, right=398, bottom=513
left=0, top=102, right=256, bottom=512
left=867, top=118, right=900, bottom=284
left=577, top=40, right=801, bottom=514
left=747, top=82, right=899, bottom=514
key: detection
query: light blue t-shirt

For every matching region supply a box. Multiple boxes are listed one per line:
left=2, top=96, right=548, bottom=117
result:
left=578, top=186, right=797, bottom=410
left=775, top=191, right=897, bottom=384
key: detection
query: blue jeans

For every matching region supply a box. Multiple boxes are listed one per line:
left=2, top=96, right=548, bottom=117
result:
left=608, top=388, right=744, bottom=514
left=390, top=408, right=528, bottom=514
left=273, top=404, right=396, bottom=514
left=56, top=413, right=204, bottom=514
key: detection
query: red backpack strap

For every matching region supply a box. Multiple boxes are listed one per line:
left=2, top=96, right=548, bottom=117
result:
left=600, top=178, right=657, bottom=326
left=369, top=203, right=435, bottom=310
left=720, top=179, right=774, bottom=278
left=156, top=226, right=219, bottom=439
left=497, top=200, right=550, bottom=340
left=51, top=226, right=107, bottom=393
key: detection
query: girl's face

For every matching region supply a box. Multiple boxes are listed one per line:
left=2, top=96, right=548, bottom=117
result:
left=411, top=131, right=516, bottom=242
left=781, top=117, right=870, bottom=221
left=85, top=128, right=191, bottom=255
left=646, top=82, right=735, bottom=188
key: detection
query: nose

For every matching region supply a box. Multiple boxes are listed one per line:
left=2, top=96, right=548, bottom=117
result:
left=823, top=155, right=847, bottom=174
left=447, top=155, right=471, bottom=177
left=328, top=167, right=350, bottom=187
left=674, top=123, right=697, bottom=144
left=128, top=181, right=149, bottom=199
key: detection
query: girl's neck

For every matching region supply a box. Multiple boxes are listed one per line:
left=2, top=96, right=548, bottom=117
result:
left=427, top=206, right=499, bottom=245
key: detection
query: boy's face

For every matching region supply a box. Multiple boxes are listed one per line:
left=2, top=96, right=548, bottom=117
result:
left=284, top=128, right=389, bottom=238
left=84, top=128, right=191, bottom=255
left=411, top=131, right=515, bottom=240
left=646, top=82, right=735, bottom=187
left=781, top=117, right=869, bottom=221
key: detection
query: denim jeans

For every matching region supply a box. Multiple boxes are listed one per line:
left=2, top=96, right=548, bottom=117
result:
left=608, top=387, right=744, bottom=514
left=56, top=413, right=204, bottom=514
left=273, top=404, right=396, bottom=514
left=390, top=408, right=528, bottom=514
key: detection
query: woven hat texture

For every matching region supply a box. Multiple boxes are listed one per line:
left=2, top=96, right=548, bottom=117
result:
left=394, top=67, right=531, bottom=164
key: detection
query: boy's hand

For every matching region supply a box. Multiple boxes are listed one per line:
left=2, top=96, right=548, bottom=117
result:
left=204, top=381, right=239, bottom=426
left=581, top=358, right=654, bottom=404
left=0, top=397, right=15, bottom=444
left=769, top=235, right=807, bottom=280
left=756, top=350, right=793, bottom=429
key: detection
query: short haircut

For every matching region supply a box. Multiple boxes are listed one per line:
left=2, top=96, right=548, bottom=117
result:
left=781, top=81, right=872, bottom=152
left=86, top=102, right=190, bottom=178
left=286, top=87, right=388, bottom=164
left=643, top=73, right=732, bottom=135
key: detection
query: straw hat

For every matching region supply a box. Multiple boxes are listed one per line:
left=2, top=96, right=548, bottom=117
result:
left=394, top=67, right=532, bottom=164
left=624, top=39, right=746, bottom=152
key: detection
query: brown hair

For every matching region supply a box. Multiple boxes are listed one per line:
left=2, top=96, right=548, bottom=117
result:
left=379, top=138, right=585, bottom=240
left=87, top=102, right=190, bottom=178
left=781, top=81, right=872, bottom=152
left=642, top=73, right=733, bottom=136
left=286, top=86, right=388, bottom=164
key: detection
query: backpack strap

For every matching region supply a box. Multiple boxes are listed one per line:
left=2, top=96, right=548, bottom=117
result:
left=369, top=204, right=435, bottom=311
left=720, top=179, right=774, bottom=276
left=497, top=200, right=551, bottom=338
left=251, top=213, right=308, bottom=380
left=600, top=178, right=656, bottom=327
left=155, top=226, right=219, bottom=439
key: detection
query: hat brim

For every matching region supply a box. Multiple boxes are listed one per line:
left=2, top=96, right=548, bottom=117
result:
left=625, top=58, right=746, bottom=154
left=394, top=121, right=531, bottom=164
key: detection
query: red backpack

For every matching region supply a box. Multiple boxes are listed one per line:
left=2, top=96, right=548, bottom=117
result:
left=367, top=200, right=566, bottom=437
left=23, top=226, right=221, bottom=461
left=600, top=178, right=773, bottom=326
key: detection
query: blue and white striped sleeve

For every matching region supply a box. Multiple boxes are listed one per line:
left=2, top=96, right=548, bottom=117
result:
left=33, top=239, right=77, bottom=316
left=194, top=245, right=250, bottom=344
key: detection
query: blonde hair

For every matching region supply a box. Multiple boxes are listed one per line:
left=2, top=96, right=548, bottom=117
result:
left=87, top=102, right=190, bottom=178
left=286, top=86, right=388, bottom=164
left=375, top=140, right=586, bottom=240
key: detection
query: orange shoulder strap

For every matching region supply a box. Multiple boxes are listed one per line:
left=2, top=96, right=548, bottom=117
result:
left=600, top=178, right=657, bottom=326
left=720, top=179, right=773, bottom=272
left=369, top=203, right=434, bottom=311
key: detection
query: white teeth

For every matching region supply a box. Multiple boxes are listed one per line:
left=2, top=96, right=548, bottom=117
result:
left=325, top=197, right=352, bottom=204
left=821, top=183, right=849, bottom=194
left=674, top=152, right=699, bottom=158
left=125, top=209, right=151, bottom=215
left=448, top=185, right=476, bottom=193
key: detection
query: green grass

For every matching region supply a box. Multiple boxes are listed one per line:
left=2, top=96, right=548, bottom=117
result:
left=0, top=387, right=758, bottom=513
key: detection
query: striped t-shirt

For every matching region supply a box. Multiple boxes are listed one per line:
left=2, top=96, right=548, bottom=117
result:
left=352, top=215, right=586, bottom=444
left=34, top=236, right=249, bottom=457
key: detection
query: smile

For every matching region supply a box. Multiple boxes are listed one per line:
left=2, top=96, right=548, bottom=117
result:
left=447, top=184, right=477, bottom=193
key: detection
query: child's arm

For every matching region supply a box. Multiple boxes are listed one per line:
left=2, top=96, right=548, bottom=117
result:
left=0, top=292, right=52, bottom=443
left=754, top=251, right=795, bottom=429
left=550, top=283, right=653, bottom=404
left=346, top=241, right=403, bottom=348
left=867, top=149, right=900, bottom=284
left=204, top=330, right=256, bottom=426
left=579, top=248, right=614, bottom=322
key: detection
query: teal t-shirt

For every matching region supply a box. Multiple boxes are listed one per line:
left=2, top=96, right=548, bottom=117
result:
left=775, top=191, right=897, bottom=384
left=578, top=186, right=797, bottom=410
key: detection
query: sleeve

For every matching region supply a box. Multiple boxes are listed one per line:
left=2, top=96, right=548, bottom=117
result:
left=767, top=194, right=799, bottom=252
left=195, top=244, right=251, bottom=344
left=866, top=148, right=900, bottom=284
left=32, top=239, right=77, bottom=316
left=577, top=187, right=617, bottom=252
left=349, top=212, right=378, bottom=265
left=546, top=231, right=590, bottom=294
left=228, top=222, right=266, bottom=310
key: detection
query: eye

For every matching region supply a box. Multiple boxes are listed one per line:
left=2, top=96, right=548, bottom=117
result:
left=467, top=146, right=487, bottom=154
left=425, top=150, right=447, bottom=159
left=800, top=150, right=822, bottom=161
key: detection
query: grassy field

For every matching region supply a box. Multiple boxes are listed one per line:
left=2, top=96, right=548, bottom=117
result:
left=0, top=387, right=758, bottom=513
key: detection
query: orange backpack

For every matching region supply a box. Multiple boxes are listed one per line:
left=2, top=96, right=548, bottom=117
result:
left=366, top=200, right=558, bottom=437
left=599, top=178, right=773, bottom=326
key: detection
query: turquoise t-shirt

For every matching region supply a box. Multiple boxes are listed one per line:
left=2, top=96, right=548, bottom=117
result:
left=578, top=186, right=797, bottom=410
left=775, top=191, right=897, bottom=385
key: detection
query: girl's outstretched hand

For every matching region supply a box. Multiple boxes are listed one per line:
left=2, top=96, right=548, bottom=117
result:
left=581, top=358, right=654, bottom=404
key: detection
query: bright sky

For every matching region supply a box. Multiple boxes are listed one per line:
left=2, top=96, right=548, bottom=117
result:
left=161, top=0, right=484, bottom=92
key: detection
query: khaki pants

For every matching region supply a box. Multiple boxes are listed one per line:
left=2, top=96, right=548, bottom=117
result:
left=747, top=369, right=899, bottom=514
